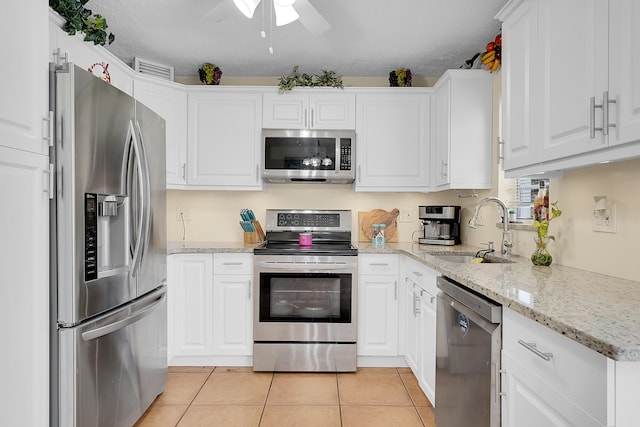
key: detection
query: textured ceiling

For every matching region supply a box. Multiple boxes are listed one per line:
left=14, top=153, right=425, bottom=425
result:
left=87, top=0, right=507, bottom=79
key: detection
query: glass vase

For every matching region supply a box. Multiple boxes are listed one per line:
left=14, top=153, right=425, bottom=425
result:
left=531, top=236, right=553, bottom=266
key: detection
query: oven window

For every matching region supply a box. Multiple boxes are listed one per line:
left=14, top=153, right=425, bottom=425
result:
left=264, top=137, right=336, bottom=170
left=259, top=273, right=352, bottom=323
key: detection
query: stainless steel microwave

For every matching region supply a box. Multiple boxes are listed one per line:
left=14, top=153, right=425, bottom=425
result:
left=262, top=129, right=355, bottom=183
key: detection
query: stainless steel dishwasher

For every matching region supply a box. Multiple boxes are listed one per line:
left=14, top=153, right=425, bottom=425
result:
left=435, top=276, right=502, bottom=427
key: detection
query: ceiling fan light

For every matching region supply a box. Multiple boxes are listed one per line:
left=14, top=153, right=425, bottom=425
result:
left=233, top=0, right=260, bottom=19
left=274, top=4, right=299, bottom=26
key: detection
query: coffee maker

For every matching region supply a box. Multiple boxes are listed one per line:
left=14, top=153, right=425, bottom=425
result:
left=418, top=205, right=461, bottom=245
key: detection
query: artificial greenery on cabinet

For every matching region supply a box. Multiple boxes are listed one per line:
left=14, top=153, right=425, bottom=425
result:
left=50, top=0, right=115, bottom=46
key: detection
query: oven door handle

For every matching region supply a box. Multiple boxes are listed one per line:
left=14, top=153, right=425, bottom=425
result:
left=255, top=261, right=355, bottom=271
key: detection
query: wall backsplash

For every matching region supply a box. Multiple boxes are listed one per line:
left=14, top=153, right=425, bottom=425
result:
left=167, top=185, right=494, bottom=246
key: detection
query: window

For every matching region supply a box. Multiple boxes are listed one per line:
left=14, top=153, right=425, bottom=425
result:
left=515, top=178, right=549, bottom=220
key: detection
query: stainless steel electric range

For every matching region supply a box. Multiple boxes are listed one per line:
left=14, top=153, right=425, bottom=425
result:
left=253, top=209, right=358, bottom=372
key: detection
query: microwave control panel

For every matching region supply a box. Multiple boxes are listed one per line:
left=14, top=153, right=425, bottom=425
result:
left=340, top=139, right=352, bottom=171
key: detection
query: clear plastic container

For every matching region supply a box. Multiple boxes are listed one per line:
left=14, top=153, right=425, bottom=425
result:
left=374, top=224, right=386, bottom=247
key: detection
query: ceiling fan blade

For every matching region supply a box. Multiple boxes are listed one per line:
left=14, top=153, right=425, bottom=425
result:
left=294, top=0, right=331, bottom=36
left=274, top=2, right=300, bottom=26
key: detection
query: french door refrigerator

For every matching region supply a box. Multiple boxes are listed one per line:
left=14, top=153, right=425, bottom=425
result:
left=50, top=62, right=167, bottom=427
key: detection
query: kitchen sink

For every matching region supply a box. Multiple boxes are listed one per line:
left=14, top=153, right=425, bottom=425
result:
left=433, top=254, right=513, bottom=264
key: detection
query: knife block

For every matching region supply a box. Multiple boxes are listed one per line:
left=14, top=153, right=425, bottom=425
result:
left=244, top=220, right=265, bottom=244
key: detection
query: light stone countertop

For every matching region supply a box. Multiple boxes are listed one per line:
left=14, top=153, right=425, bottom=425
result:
left=168, top=240, right=640, bottom=361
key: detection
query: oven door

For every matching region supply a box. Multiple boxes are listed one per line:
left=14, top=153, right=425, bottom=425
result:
left=253, top=255, right=357, bottom=342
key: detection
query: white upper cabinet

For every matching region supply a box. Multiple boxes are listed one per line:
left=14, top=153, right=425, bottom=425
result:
left=263, top=91, right=355, bottom=129
left=608, top=0, right=640, bottom=147
left=499, top=0, right=640, bottom=176
left=355, top=91, right=431, bottom=191
left=134, top=77, right=188, bottom=188
left=431, top=70, right=493, bottom=190
left=1, top=1, right=48, bottom=155
left=187, top=89, right=263, bottom=190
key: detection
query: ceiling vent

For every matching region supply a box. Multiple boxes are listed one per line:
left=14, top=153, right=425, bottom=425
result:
left=133, top=57, right=174, bottom=81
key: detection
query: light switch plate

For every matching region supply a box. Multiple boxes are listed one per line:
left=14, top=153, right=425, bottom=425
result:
left=398, top=209, right=413, bottom=223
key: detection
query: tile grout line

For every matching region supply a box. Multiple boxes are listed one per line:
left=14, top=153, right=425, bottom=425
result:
left=257, top=371, right=276, bottom=427
left=397, top=368, right=427, bottom=427
left=174, top=367, right=216, bottom=427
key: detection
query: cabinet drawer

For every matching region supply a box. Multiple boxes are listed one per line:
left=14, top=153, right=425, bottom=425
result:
left=503, top=308, right=612, bottom=424
left=358, top=254, right=399, bottom=276
left=213, top=253, right=253, bottom=275
left=402, top=257, right=439, bottom=296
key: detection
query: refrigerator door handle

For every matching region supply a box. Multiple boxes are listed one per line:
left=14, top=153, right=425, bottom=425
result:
left=134, top=120, right=152, bottom=268
left=81, top=288, right=166, bottom=341
left=126, top=119, right=147, bottom=278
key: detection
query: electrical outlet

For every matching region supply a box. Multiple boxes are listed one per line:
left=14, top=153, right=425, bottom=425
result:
left=593, top=204, right=616, bottom=233
left=176, top=207, right=191, bottom=221
left=398, top=208, right=414, bottom=223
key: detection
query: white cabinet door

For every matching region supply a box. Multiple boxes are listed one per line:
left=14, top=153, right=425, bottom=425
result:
left=404, top=282, right=420, bottom=371
left=357, top=274, right=399, bottom=356
left=263, top=91, right=355, bottom=129
left=187, top=90, right=262, bottom=189
left=212, top=274, right=253, bottom=356
left=134, top=77, right=188, bottom=187
left=0, top=146, right=50, bottom=427
left=418, top=289, right=437, bottom=405
left=500, top=0, right=542, bottom=170
left=609, top=0, right=640, bottom=147
left=171, top=254, right=214, bottom=357
left=355, top=92, right=431, bottom=191
left=432, top=71, right=492, bottom=190
left=501, top=352, right=604, bottom=427
left=1, top=1, right=48, bottom=155
left=309, top=93, right=356, bottom=129
left=537, top=0, right=609, bottom=161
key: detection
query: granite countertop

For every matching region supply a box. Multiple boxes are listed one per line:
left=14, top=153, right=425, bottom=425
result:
left=168, top=240, right=640, bottom=361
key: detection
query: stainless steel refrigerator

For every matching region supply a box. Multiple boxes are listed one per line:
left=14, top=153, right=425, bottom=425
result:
left=50, top=62, right=167, bottom=427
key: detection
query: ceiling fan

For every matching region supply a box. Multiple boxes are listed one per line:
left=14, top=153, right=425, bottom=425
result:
left=233, top=0, right=331, bottom=35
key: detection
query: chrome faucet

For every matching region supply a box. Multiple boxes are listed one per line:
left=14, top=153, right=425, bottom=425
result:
left=468, top=197, right=513, bottom=258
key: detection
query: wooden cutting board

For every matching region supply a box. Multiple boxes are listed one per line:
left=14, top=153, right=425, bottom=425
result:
left=358, top=209, right=400, bottom=242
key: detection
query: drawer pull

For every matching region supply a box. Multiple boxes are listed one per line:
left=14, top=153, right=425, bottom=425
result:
left=223, top=262, right=243, bottom=266
left=518, top=339, right=553, bottom=361
left=369, top=263, right=389, bottom=266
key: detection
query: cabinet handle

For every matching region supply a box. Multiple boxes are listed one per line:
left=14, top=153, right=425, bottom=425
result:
left=182, top=163, right=186, bottom=181
left=248, top=280, right=252, bottom=300
left=412, top=271, right=423, bottom=277
left=256, top=164, right=260, bottom=183
left=369, top=263, right=389, bottom=267
left=602, top=91, right=616, bottom=136
left=590, top=96, right=598, bottom=139
left=311, top=108, right=314, bottom=128
left=517, top=339, right=553, bottom=361
left=358, top=165, right=361, bottom=183
left=304, top=109, right=308, bottom=128
left=497, top=137, right=504, bottom=164
left=394, top=281, right=398, bottom=300
left=223, top=262, right=243, bottom=266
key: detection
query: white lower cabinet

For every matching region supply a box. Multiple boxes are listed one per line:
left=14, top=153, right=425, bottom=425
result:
left=501, top=308, right=614, bottom=427
left=169, top=253, right=214, bottom=360
left=357, top=255, right=400, bottom=357
left=401, top=256, right=439, bottom=405
left=168, top=253, right=253, bottom=365
left=212, top=253, right=253, bottom=357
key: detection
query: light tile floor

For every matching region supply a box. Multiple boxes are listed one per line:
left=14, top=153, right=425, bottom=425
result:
left=135, top=366, right=436, bottom=427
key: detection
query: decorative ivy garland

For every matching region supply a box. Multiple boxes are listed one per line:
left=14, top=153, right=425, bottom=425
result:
left=50, top=0, right=115, bottom=46
left=278, top=66, right=344, bottom=93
